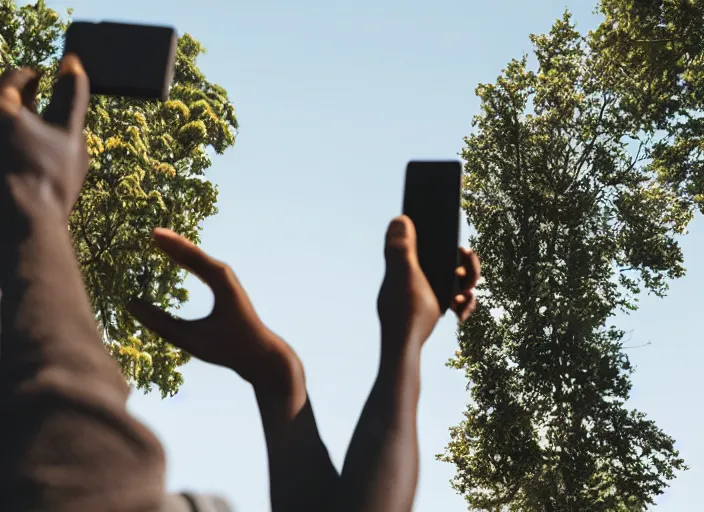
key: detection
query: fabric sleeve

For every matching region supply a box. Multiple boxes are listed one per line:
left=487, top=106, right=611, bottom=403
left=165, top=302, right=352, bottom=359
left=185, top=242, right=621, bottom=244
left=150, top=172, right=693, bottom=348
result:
left=0, top=212, right=168, bottom=511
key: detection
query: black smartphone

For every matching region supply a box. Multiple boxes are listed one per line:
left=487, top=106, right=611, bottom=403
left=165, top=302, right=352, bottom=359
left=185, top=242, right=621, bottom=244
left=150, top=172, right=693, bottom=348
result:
left=63, top=21, right=178, bottom=101
left=402, top=161, right=462, bottom=313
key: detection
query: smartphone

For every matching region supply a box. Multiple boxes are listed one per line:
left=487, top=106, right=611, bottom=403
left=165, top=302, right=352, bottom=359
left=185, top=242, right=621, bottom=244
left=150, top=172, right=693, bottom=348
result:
left=402, top=161, right=462, bottom=313
left=63, top=21, right=178, bottom=101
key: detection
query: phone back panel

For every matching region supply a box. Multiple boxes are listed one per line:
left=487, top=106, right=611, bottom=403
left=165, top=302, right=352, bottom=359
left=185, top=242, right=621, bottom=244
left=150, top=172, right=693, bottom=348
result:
left=402, top=161, right=462, bottom=313
left=64, top=21, right=177, bottom=100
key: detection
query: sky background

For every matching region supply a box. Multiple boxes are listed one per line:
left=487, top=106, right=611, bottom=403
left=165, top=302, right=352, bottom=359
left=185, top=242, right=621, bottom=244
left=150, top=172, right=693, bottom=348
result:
left=32, top=0, right=703, bottom=510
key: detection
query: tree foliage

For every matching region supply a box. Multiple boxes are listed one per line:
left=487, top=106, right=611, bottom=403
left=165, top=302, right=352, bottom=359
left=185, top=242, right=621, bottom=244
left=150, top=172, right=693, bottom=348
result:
left=439, top=10, right=693, bottom=511
left=593, top=0, right=704, bottom=211
left=0, top=0, right=238, bottom=397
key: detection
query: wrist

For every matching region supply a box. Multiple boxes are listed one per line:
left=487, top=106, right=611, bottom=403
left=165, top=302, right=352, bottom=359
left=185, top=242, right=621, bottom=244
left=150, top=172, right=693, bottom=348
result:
left=252, top=353, right=306, bottom=399
left=255, top=375, right=308, bottom=428
left=1, top=189, right=69, bottom=284
left=250, top=333, right=308, bottom=429
left=380, top=328, right=423, bottom=360
left=373, top=336, right=423, bottom=423
left=248, top=333, right=307, bottom=418
left=2, top=172, right=66, bottom=217
left=1, top=178, right=66, bottom=238
left=379, top=334, right=422, bottom=382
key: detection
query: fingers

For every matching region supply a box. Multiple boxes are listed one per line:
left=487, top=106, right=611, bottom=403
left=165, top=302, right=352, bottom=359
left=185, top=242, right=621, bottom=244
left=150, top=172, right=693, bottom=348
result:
left=127, top=297, right=196, bottom=353
left=150, top=227, right=242, bottom=304
left=452, top=293, right=477, bottom=322
left=452, top=247, right=480, bottom=321
left=0, top=56, right=90, bottom=129
left=456, top=247, right=480, bottom=290
left=0, top=68, right=41, bottom=116
left=43, top=54, right=90, bottom=132
left=384, top=215, right=418, bottom=265
left=457, top=295, right=477, bottom=322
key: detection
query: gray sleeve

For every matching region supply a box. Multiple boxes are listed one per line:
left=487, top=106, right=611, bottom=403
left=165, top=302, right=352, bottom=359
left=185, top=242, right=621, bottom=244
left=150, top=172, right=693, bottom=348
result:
left=163, top=492, right=235, bottom=512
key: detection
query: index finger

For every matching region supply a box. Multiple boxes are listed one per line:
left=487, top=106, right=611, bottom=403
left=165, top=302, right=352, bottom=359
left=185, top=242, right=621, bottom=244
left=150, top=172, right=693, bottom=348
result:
left=43, top=54, right=90, bottom=132
left=0, top=68, right=41, bottom=116
left=151, top=228, right=244, bottom=306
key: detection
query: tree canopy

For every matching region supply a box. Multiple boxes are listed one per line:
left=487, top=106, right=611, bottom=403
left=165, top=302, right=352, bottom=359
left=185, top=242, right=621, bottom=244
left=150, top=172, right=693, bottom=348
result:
left=0, top=0, right=238, bottom=397
left=593, top=0, right=704, bottom=212
left=439, top=9, right=694, bottom=510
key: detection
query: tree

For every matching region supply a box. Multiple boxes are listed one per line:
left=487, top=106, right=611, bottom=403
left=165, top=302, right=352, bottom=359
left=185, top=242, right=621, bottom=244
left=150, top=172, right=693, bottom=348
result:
left=592, top=0, right=704, bottom=213
left=0, top=0, right=238, bottom=397
left=438, top=11, right=689, bottom=511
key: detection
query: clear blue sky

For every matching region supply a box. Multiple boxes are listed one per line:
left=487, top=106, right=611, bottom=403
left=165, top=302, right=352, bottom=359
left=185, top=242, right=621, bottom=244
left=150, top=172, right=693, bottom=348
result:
left=36, top=0, right=703, bottom=510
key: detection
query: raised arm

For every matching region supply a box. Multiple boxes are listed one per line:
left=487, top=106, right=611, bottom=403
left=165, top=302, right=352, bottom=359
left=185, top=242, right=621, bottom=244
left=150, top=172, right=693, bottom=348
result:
left=0, top=59, right=166, bottom=511
left=130, top=216, right=480, bottom=512
left=333, top=216, right=480, bottom=512
left=128, top=228, right=339, bottom=512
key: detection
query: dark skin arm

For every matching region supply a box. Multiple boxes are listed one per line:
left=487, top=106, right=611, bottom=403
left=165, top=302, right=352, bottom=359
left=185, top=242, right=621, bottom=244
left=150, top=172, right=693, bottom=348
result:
left=127, top=229, right=339, bottom=512
left=255, top=392, right=339, bottom=511
left=335, top=342, right=423, bottom=512
left=333, top=216, right=480, bottom=512
left=130, top=218, right=480, bottom=512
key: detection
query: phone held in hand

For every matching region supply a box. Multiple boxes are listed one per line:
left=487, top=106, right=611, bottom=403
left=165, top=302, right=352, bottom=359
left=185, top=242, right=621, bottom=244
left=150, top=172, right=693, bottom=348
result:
left=63, top=21, right=178, bottom=101
left=402, top=161, right=462, bottom=313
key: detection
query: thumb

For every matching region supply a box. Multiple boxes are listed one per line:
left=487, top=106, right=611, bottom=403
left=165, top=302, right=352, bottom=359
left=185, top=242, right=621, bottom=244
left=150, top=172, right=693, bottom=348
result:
left=384, top=215, right=418, bottom=267
left=43, top=54, right=90, bottom=132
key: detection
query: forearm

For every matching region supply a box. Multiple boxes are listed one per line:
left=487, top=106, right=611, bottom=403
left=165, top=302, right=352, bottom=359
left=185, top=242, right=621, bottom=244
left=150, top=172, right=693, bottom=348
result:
left=0, top=205, right=129, bottom=397
left=256, top=380, right=339, bottom=512
left=335, top=340, right=423, bottom=512
left=0, top=205, right=166, bottom=511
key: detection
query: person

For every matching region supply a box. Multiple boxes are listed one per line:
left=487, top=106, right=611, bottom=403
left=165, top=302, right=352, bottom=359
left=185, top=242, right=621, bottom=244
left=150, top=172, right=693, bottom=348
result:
left=0, top=55, right=480, bottom=512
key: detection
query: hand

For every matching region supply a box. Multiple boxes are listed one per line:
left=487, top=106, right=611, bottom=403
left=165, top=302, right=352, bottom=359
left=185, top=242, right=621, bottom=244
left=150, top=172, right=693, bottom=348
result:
left=377, top=215, right=480, bottom=349
left=127, top=228, right=304, bottom=394
left=0, top=55, right=90, bottom=221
